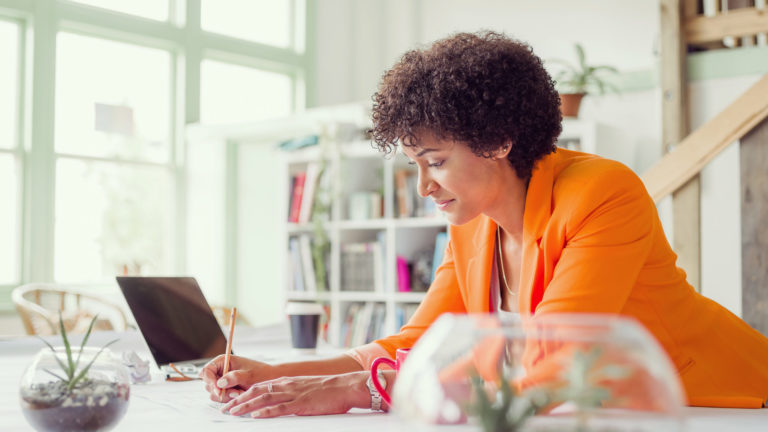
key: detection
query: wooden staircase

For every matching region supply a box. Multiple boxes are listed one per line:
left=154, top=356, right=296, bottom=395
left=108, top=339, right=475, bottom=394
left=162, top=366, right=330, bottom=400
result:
left=642, top=74, right=768, bottom=202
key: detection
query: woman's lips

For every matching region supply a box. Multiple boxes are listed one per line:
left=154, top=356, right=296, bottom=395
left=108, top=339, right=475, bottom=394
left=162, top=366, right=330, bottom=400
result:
left=435, top=199, right=454, bottom=210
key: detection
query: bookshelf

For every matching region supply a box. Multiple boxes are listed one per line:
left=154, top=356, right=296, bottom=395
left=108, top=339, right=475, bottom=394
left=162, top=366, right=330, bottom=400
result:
left=282, top=119, right=448, bottom=347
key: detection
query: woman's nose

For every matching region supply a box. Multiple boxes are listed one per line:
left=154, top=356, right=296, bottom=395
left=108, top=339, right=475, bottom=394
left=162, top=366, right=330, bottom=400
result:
left=416, top=169, right=436, bottom=197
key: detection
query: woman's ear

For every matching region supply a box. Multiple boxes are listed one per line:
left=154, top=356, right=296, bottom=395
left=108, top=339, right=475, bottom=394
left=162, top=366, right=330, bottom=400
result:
left=494, top=142, right=513, bottom=159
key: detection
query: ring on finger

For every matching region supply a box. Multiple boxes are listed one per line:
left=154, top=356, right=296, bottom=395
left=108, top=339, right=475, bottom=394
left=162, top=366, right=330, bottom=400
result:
left=267, top=382, right=273, bottom=393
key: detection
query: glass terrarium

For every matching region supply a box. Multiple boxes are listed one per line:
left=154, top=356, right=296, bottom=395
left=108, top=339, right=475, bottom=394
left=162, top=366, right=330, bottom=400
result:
left=20, top=346, right=131, bottom=432
left=392, top=313, right=686, bottom=432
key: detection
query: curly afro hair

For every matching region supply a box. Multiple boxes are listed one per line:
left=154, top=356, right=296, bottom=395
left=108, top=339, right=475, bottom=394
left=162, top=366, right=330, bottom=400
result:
left=370, top=31, right=562, bottom=181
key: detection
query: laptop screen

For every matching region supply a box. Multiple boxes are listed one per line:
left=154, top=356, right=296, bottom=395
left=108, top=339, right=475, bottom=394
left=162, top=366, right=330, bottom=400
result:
left=116, top=276, right=228, bottom=367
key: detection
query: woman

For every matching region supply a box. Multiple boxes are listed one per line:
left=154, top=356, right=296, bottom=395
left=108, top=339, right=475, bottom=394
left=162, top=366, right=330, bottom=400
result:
left=201, top=31, right=768, bottom=418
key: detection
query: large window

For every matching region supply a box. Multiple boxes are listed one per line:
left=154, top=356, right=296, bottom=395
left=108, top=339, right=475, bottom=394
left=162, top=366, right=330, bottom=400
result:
left=54, top=33, right=175, bottom=282
left=67, top=0, right=170, bottom=21
left=0, top=20, right=20, bottom=285
left=0, top=1, right=308, bottom=306
left=200, top=59, right=293, bottom=125
left=54, top=160, right=174, bottom=282
left=201, top=0, right=293, bottom=48
left=0, top=20, right=17, bottom=149
left=55, top=33, right=171, bottom=162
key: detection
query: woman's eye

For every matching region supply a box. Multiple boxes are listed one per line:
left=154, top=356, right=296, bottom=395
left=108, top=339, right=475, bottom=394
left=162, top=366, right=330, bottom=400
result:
left=407, top=160, right=416, bottom=166
left=428, top=160, right=444, bottom=168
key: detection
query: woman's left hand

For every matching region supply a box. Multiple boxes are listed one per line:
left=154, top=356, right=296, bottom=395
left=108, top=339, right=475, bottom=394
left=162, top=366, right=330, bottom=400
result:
left=221, top=371, right=372, bottom=418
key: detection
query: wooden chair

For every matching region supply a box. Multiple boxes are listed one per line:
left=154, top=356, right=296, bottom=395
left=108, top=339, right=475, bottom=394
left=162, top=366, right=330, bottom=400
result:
left=12, top=283, right=129, bottom=336
left=210, top=305, right=251, bottom=327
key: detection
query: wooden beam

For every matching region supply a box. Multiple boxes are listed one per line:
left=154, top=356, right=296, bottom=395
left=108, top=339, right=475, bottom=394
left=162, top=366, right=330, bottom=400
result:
left=672, top=179, right=701, bottom=290
left=682, top=0, right=699, bottom=17
left=661, top=0, right=700, bottom=290
left=642, top=74, right=768, bottom=202
left=686, top=7, right=768, bottom=45
left=741, top=117, right=768, bottom=336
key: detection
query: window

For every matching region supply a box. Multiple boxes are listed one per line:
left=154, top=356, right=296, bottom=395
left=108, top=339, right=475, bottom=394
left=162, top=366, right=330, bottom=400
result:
left=0, top=157, right=19, bottom=284
left=55, top=33, right=171, bottom=163
left=67, top=0, right=169, bottom=21
left=54, top=159, right=174, bottom=282
left=201, top=0, right=293, bottom=48
left=200, top=59, right=293, bottom=125
left=0, top=20, right=17, bottom=149
left=54, top=33, right=175, bottom=282
left=0, top=0, right=308, bottom=311
left=0, top=20, right=20, bottom=285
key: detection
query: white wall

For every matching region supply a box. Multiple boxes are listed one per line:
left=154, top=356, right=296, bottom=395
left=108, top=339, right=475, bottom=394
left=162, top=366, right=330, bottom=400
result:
left=314, top=0, right=660, bottom=106
left=689, top=74, right=763, bottom=316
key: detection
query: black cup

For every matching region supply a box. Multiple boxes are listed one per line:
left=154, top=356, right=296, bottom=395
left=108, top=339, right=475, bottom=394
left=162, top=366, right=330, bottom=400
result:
left=285, top=302, right=323, bottom=350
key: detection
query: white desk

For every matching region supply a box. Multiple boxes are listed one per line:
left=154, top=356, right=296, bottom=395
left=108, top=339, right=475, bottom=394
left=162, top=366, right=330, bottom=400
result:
left=1, top=326, right=767, bottom=431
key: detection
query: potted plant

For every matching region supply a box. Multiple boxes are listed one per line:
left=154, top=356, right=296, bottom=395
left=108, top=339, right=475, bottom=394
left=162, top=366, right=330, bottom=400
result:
left=19, top=314, right=130, bottom=432
left=549, top=43, right=619, bottom=117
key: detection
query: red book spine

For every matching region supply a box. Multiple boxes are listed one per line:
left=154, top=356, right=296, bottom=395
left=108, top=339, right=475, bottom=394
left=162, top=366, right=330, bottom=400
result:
left=289, top=172, right=306, bottom=223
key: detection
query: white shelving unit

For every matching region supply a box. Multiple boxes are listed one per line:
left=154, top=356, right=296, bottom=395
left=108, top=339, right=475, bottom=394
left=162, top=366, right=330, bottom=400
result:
left=186, top=103, right=447, bottom=347
left=282, top=133, right=447, bottom=347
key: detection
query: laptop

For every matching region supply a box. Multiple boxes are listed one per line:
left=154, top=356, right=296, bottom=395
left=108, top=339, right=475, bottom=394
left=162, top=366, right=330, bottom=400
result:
left=116, top=276, right=230, bottom=375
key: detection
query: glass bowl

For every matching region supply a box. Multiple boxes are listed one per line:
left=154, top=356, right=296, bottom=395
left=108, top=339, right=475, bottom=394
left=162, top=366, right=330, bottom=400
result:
left=20, top=347, right=130, bottom=432
left=392, top=313, right=686, bottom=432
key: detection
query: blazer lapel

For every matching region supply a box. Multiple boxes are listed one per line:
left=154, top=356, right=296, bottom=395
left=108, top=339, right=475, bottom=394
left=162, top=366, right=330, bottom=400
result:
left=466, top=216, right=495, bottom=313
left=519, top=151, right=557, bottom=316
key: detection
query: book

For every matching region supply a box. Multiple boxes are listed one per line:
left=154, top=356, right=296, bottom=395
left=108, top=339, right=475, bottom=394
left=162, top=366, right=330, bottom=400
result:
left=288, top=237, right=305, bottom=292
left=299, top=234, right=317, bottom=293
left=351, top=302, right=375, bottom=347
left=286, top=175, right=297, bottom=222
left=372, top=237, right=384, bottom=293
left=431, top=231, right=448, bottom=284
left=394, top=169, right=410, bottom=218
left=341, top=242, right=380, bottom=292
left=395, top=304, right=419, bottom=330
left=278, top=134, right=319, bottom=151
left=298, top=162, right=322, bottom=224
left=288, top=172, right=306, bottom=223
left=396, top=255, right=411, bottom=292
left=341, top=303, right=361, bottom=347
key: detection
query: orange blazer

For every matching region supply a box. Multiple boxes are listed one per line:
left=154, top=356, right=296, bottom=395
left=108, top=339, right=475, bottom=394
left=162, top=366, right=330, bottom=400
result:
left=374, top=148, right=768, bottom=408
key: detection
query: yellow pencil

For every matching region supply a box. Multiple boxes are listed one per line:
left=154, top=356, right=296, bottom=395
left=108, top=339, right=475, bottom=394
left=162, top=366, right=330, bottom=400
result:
left=219, top=307, right=237, bottom=400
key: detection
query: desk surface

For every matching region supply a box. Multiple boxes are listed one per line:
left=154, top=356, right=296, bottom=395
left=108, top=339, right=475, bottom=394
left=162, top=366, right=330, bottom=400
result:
left=2, top=326, right=767, bottom=431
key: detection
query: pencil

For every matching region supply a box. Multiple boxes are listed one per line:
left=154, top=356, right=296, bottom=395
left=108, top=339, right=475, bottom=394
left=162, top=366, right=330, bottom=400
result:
left=219, top=307, right=237, bottom=400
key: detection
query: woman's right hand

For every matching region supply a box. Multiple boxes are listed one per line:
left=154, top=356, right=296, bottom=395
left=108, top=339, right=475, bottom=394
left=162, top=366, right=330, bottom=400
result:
left=200, top=355, right=277, bottom=402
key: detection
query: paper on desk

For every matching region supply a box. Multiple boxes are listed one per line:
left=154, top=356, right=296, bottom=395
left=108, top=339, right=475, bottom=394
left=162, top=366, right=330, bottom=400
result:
left=129, top=381, right=253, bottom=424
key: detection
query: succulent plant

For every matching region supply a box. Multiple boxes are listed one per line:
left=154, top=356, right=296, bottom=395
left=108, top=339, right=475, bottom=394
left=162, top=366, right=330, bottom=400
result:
left=467, top=346, right=630, bottom=432
left=36, top=314, right=118, bottom=392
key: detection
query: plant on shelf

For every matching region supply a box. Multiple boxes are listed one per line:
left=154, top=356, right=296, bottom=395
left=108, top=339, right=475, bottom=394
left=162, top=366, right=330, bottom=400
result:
left=310, top=155, right=331, bottom=293
left=549, top=43, right=619, bottom=118
left=19, top=314, right=130, bottom=432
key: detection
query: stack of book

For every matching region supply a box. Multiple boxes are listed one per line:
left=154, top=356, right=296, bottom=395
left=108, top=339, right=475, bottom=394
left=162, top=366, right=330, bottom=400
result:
left=340, top=239, right=384, bottom=292
left=287, top=234, right=327, bottom=293
left=394, top=303, right=419, bottom=331
left=339, top=302, right=387, bottom=347
left=287, top=162, right=327, bottom=224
